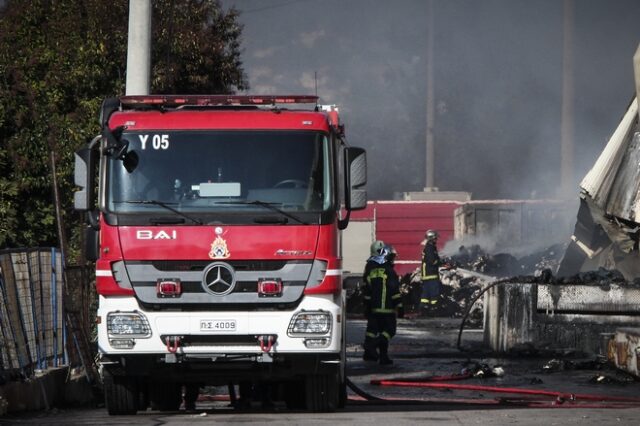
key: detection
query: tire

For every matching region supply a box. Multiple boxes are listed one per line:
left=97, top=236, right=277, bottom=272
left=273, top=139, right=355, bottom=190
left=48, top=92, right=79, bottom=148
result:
left=138, top=380, right=150, bottom=412
left=149, top=382, right=182, bottom=411
left=284, top=379, right=306, bottom=410
left=305, top=373, right=339, bottom=412
left=337, top=377, right=347, bottom=409
left=104, top=374, right=139, bottom=415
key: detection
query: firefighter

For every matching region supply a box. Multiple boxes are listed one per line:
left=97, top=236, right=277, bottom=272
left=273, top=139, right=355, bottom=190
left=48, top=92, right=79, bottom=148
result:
left=420, top=229, right=443, bottom=315
left=362, top=241, right=404, bottom=365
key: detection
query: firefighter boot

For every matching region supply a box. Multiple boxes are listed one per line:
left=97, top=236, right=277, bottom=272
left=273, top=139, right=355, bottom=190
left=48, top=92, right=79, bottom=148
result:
left=362, top=336, right=379, bottom=362
left=378, top=338, right=393, bottom=365
left=420, top=298, right=432, bottom=317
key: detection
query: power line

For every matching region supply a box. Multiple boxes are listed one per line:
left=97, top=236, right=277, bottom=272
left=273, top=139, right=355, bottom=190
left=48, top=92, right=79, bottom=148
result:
left=232, top=0, right=318, bottom=14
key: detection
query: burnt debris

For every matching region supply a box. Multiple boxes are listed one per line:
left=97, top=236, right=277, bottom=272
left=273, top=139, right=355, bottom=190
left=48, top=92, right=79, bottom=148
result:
left=347, top=241, right=637, bottom=327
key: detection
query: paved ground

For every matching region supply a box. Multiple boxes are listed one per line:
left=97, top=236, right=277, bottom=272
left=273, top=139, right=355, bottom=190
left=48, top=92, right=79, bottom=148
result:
left=3, top=314, right=640, bottom=424
left=346, top=315, right=640, bottom=403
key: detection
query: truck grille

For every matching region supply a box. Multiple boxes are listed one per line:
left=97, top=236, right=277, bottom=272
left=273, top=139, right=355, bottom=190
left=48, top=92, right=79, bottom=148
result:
left=123, top=259, right=314, bottom=307
left=152, top=260, right=288, bottom=272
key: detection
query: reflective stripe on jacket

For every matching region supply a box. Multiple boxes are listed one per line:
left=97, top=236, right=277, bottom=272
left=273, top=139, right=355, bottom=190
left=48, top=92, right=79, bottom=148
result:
left=362, top=259, right=401, bottom=313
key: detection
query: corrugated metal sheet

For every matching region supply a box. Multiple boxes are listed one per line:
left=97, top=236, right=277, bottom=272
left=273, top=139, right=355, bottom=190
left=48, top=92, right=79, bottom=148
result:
left=603, top=132, right=640, bottom=222
left=581, top=98, right=640, bottom=223
left=375, top=202, right=460, bottom=273
left=342, top=200, right=461, bottom=276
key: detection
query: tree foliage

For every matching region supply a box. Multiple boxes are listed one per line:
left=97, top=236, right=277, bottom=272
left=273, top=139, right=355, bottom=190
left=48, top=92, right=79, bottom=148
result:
left=0, top=0, right=247, bottom=259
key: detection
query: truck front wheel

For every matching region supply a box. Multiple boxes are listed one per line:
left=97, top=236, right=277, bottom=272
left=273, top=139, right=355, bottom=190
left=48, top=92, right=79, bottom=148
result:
left=149, top=382, right=182, bottom=411
left=104, top=374, right=139, bottom=415
left=284, top=379, right=306, bottom=410
left=305, top=373, right=339, bottom=412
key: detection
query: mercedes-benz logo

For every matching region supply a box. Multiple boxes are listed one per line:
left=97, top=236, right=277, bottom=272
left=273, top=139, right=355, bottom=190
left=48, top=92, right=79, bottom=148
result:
left=202, top=262, right=236, bottom=296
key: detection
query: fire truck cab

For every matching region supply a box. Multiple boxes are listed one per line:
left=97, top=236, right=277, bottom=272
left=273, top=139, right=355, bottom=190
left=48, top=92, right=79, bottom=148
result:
left=74, top=95, right=367, bottom=414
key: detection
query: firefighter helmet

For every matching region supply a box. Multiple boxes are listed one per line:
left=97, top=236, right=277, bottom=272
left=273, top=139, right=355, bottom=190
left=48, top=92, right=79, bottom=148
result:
left=370, top=240, right=385, bottom=256
left=425, top=230, right=438, bottom=241
left=385, top=245, right=397, bottom=263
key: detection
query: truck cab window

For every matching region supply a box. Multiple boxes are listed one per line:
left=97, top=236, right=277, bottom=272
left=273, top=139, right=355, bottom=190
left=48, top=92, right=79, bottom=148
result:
left=106, top=130, right=332, bottom=219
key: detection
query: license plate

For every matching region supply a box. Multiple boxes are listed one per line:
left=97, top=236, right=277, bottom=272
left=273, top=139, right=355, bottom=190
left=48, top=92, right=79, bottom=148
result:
left=200, top=319, right=237, bottom=332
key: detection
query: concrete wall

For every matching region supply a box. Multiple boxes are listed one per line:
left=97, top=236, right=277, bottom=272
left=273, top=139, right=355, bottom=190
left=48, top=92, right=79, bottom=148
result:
left=0, top=367, right=66, bottom=413
left=342, top=220, right=375, bottom=275
left=484, top=281, right=640, bottom=354
left=483, top=283, right=537, bottom=353
left=0, top=367, right=95, bottom=414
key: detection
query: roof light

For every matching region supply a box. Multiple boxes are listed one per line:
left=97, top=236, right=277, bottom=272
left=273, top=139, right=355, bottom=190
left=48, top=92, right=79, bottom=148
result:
left=120, top=95, right=319, bottom=108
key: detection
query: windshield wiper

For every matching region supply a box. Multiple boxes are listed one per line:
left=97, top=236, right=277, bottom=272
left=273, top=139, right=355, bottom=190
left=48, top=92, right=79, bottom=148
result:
left=253, top=215, right=289, bottom=224
left=218, top=200, right=308, bottom=225
left=124, top=200, right=203, bottom=225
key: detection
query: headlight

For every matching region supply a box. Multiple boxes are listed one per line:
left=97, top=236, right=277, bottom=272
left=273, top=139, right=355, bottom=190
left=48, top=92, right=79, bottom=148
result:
left=107, top=311, right=151, bottom=338
left=288, top=311, right=332, bottom=336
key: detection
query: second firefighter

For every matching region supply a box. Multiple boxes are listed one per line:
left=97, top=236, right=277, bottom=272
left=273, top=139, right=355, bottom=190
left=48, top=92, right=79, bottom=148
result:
left=420, top=229, right=443, bottom=314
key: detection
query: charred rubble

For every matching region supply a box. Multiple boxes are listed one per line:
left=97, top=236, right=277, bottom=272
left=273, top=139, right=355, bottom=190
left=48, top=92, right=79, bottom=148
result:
left=399, top=243, right=568, bottom=323
left=347, top=242, right=639, bottom=327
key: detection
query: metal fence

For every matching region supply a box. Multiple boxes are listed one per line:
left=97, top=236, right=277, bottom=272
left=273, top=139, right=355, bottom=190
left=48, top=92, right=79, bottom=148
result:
left=0, top=248, right=66, bottom=375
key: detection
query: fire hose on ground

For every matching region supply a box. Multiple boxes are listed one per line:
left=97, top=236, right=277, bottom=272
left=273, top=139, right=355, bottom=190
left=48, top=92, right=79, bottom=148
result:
left=345, top=372, right=640, bottom=409
left=192, top=376, right=640, bottom=409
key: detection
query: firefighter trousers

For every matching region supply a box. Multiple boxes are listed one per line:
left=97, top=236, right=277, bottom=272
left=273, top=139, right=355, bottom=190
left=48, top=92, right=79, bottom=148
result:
left=420, top=278, right=441, bottom=307
left=364, top=313, right=397, bottom=343
left=363, top=313, right=397, bottom=362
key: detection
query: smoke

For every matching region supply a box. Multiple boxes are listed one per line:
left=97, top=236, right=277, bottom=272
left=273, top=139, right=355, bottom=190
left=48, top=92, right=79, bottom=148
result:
left=441, top=234, right=504, bottom=258
left=442, top=230, right=569, bottom=260
left=441, top=198, right=579, bottom=260
left=222, top=0, right=640, bottom=201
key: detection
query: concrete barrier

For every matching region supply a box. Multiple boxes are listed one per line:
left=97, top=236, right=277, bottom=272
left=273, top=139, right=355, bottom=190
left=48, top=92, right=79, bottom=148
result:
left=0, top=366, right=95, bottom=414
left=483, top=281, right=640, bottom=354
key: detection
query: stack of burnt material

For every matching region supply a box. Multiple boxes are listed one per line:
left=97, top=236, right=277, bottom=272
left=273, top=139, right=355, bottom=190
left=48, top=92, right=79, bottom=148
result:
left=401, top=267, right=486, bottom=324
left=400, top=243, right=567, bottom=323
left=445, top=243, right=566, bottom=277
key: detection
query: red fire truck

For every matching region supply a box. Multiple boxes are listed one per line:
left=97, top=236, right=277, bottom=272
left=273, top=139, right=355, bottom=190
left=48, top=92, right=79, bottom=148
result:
left=73, top=95, right=367, bottom=414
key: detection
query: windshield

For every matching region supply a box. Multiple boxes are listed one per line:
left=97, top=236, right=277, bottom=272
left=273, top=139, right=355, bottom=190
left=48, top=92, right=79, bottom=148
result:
left=106, top=130, right=332, bottom=221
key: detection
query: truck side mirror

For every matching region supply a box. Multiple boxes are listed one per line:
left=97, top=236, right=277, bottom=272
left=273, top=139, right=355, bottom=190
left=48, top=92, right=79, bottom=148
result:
left=74, top=147, right=97, bottom=211
left=339, top=147, right=367, bottom=230
left=84, top=224, right=99, bottom=261
left=345, top=147, right=367, bottom=210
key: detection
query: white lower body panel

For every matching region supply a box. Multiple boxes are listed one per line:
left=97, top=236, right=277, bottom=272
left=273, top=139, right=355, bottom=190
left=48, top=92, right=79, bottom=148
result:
left=97, top=294, right=342, bottom=356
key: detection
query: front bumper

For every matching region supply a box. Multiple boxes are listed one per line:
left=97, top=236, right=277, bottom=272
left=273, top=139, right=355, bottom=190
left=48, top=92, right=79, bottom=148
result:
left=97, top=294, right=343, bottom=357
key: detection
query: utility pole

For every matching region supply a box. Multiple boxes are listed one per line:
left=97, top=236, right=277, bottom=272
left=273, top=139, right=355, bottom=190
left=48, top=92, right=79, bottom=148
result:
left=425, top=0, right=436, bottom=190
left=125, top=0, right=152, bottom=95
left=634, top=43, right=640, bottom=117
left=560, top=0, right=575, bottom=196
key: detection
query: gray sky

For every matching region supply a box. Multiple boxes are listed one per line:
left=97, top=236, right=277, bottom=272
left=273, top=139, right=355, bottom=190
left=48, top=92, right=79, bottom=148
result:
left=221, top=0, right=640, bottom=200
